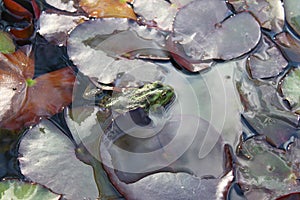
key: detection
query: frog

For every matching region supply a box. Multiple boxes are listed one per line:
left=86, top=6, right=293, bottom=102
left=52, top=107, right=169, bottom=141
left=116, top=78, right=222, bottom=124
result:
left=96, top=81, right=175, bottom=113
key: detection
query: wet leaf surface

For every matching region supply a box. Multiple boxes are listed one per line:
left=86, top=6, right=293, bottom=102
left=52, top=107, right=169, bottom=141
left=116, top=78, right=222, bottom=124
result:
left=172, top=0, right=260, bottom=63
left=236, top=137, right=297, bottom=198
left=133, top=0, right=178, bottom=30
left=18, top=120, right=99, bottom=200
left=228, top=0, right=284, bottom=33
left=275, top=32, right=300, bottom=63
left=247, top=34, right=288, bottom=79
left=2, top=0, right=300, bottom=199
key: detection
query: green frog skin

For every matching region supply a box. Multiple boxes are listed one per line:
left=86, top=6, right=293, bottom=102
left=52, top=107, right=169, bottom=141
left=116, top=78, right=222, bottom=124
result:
left=96, top=81, right=175, bottom=113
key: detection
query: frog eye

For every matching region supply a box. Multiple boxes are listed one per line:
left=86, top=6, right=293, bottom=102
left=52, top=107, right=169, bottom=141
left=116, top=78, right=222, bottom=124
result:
left=154, top=82, right=164, bottom=88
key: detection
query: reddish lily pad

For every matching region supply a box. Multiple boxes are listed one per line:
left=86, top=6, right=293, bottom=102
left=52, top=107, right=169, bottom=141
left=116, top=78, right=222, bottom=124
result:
left=171, top=0, right=261, bottom=71
left=0, top=50, right=75, bottom=130
left=276, top=192, right=300, bottom=200
left=247, top=35, right=288, bottom=79
left=275, top=32, right=300, bottom=63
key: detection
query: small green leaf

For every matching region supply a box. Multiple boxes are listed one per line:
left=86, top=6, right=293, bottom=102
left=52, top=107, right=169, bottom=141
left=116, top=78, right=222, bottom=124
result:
left=281, top=68, right=300, bottom=113
left=0, top=179, right=61, bottom=200
left=0, top=31, right=15, bottom=54
left=291, top=15, right=300, bottom=34
left=26, top=78, right=37, bottom=87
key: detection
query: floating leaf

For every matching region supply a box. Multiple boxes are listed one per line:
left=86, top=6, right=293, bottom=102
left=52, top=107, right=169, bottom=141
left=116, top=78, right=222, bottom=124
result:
left=0, top=50, right=75, bottom=130
left=67, top=18, right=168, bottom=84
left=133, top=0, right=178, bottom=30
left=228, top=0, right=284, bottom=32
left=236, top=137, right=297, bottom=197
left=0, top=179, right=61, bottom=200
left=171, top=0, right=261, bottom=71
left=247, top=35, right=288, bottom=79
left=38, top=13, right=86, bottom=45
left=276, top=192, right=300, bottom=200
left=242, top=112, right=299, bottom=148
left=280, top=68, right=300, bottom=113
left=79, top=0, right=136, bottom=19
left=45, top=0, right=77, bottom=12
left=275, top=32, right=300, bottom=63
left=18, top=120, right=100, bottom=200
left=0, top=31, right=15, bottom=54
left=284, top=0, right=300, bottom=36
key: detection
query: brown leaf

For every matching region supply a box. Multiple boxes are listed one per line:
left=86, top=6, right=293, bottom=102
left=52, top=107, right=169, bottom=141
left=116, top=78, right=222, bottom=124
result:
left=0, top=50, right=75, bottom=130
left=79, top=0, right=136, bottom=20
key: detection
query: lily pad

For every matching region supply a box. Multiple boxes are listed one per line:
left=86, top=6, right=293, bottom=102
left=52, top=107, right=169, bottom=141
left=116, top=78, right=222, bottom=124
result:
left=228, top=0, right=284, bottom=32
left=133, top=0, right=178, bottom=30
left=101, top=138, right=234, bottom=200
left=38, top=13, right=86, bottom=45
left=247, top=35, right=288, bottom=79
left=284, top=0, right=300, bottom=37
left=0, top=179, right=61, bottom=200
left=242, top=112, right=299, bottom=148
left=18, top=120, right=99, bottom=200
left=172, top=0, right=261, bottom=62
left=67, top=18, right=168, bottom=84
left=236, top=137, right=297, bottom=197
left=45, top=0, right=77, bottom=12
left=0, top=31, right=15, bottom=54
left=275, top=32, right=300, bottom=63
left=280, top=68, right=300, bottom=113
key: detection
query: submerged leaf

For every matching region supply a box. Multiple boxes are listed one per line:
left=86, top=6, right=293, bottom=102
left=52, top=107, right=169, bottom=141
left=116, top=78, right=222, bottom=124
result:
left=0, top=179, right=61, bottom=200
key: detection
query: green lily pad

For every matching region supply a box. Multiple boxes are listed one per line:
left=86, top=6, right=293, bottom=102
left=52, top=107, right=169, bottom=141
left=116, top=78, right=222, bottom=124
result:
left=0, top=179, right=61, bottom=200
left=0, top=31, right=15, bottom=54
left=237, top=137, right=297, bottom=197
left=281, top=68, right=300, bottom=113
left=284, top=0, right=300, bottom=36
